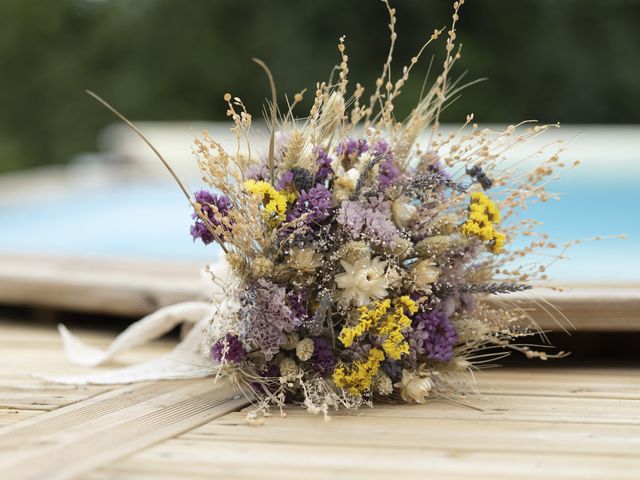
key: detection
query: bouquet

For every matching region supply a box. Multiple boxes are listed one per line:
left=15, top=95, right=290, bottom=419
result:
left=52, top=0, right=574, bottom=416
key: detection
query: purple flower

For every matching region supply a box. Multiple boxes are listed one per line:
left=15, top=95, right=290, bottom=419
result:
left=288, top=288, right=309, bottom=323
left=279, top=168, right=314, bottom=192
left=412, top=309, right=457, bottom=362
left=311, top=336, right=336, bottom=375
left=336, top=138, right=369, bottom=159
left=211, top=334, right=246, bottom=364
left=238, top=279, right=300, bottom=360
left=315, top=147, right=334, bottom=185
left=278, top=170, right=295, bottom=191
left=336, top=195, right=400, bottom=247
left=245, top=163, right=269, bottom=181
left=374, top=141, right=400, bottom=189
left=190, top=190, right=232, bottom=245
left=287, top=185, right=333, bottom=227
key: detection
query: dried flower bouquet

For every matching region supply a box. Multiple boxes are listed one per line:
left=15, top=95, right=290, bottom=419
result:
left=53, top=0, right=578, bottom=416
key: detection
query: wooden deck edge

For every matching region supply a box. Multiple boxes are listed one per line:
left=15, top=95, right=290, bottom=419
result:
left=0, top=379, right=249, bottom=480
left=0, top=254, right=638, bottom=331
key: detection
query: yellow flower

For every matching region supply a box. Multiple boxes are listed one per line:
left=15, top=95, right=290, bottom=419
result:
left=461, top=191, right=506, bottom=253
left=337, top=295, right=418, bottom=388
left=243, top=179, right=288, bottom=225
left=332, top=348, right=385, bottom=395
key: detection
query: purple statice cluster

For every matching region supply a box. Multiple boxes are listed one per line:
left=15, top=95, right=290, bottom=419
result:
left=337, top=138, right=369, bottom=160
left=211, top=334, right=246, bottom=364
left=373, top=140, right=401, bottom=190
left=315, top=147, right=333, bottom=185
left=238, top=279, right=301, bottom=360
left=190, top=189, right=232, bottom=245
left=412, top=308, right=458, bottom=362
left=336, top=194, right=401, bottom=247
left=310, top=336, right=336, bottom=375
left=287, top=288, right=309, bottom=324
left=287, top=185, right=333, bottom=227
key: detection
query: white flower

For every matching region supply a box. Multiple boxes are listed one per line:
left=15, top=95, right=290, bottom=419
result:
left=394, top=369, right=434, bottom=404
left=295, top=338, right=315, bottom=361
left=335, top=256, right=389, bottom=306
left=375, top=373, right=393, bottom=396
left=412, top=258, right=440, bottom=290
left=392, top=196, right=417, bottom=228
left=287, top=248, right=322, bottom=273
left=332, top=168, right=361, bottom=204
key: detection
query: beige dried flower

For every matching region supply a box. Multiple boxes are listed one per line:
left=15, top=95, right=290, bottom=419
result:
left=336, top=241, right=369, bottom=263
left=335, top=256, right=389, bottom=306
left=252, top=255, right=274, bottom=278
left=414, top=235, right=467, bottom=257
left=295, top=338, right=315, bottom=361
left=318, top=92, right=345, bottom=139
left=375, top=373, right=393, bottom=396
left=287, top=248, right=322, bottom=273
left=392, top=196, right=417, bottom=228
left=394, top=369, right=433, bottom=404
left=279, top=357, right=299, bottom=378
left=411, top=258, right=440, bottom=290
left=332, top=168, right=360, bottom=204
left=432, top=214, right=460, bottom=235
left=282, top=332, right=300, bottom=350
left=384, top=237, right=413, bottom=259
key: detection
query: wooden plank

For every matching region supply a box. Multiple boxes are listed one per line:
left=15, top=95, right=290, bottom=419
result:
left=0, top=254, right=206, bottom=317
left=0, top=379, right=248, bottom=480
left=88, top=437, right=640, bottom=480
left=183, top=411, right=640, bottom=455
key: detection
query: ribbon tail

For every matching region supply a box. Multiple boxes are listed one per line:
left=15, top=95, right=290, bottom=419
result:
left=57, top=301, right=215, bottom=367
left=40, top=317, right=218, bottom=385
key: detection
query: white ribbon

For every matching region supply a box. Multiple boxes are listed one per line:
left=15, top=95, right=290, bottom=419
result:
left=39, top=301, right=219, bottom=385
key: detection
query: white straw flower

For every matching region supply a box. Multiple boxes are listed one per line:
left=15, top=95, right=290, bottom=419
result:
left=411, top=258, right=440, bottom=290
left=392, top=196, right=417, bottom=228
left=332, top=168, right=360, bottom=204
left=295, top=338, right=315, bottom=361
left=335, top=256, right=389, bottom=306
left=394, top=369, right=434, bottom=404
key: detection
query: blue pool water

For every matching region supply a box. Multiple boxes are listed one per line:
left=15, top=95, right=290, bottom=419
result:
left=0, top=176, right=637, bottom=282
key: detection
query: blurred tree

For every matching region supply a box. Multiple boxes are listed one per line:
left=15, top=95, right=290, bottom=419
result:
left=0, top=0, right=638, bottom=173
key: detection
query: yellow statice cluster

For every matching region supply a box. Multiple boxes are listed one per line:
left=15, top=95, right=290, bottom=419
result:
left=333, top=296, right=418, bottom=394
left=243, top=179, right=288, bottom=225
left=461, top=192, right=506, bottom=253
left=332, top=348, right=385, bottom=395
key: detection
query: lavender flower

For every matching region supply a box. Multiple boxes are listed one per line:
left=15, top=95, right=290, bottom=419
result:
left=337, top=138, right=369, bottom=160
left=211, top=334, right=246, bottom=364
left=287, top=288, right=309, bottom=323
left=315, top=147, right=334, bottom=185
left=412, top=309, right=457, bottom=362
left=373, top=141, right=400, bottom=189
left=310, top=336, right=336, bottom=375
left=336, top=195, right=401, bottom=247
left=190, top=189, right=232, bottom=245
left=245, top=163, right=269, bottom=181
left=238, top=279, right=300, bottom=360
left=287, top=185, right=333, bottom=227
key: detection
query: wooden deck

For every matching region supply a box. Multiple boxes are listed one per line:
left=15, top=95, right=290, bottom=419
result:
left=1, top=318, right=639, bottom=479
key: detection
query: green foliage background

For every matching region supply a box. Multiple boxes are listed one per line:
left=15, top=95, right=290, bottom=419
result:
left=0, top=0, right=638, bottom=173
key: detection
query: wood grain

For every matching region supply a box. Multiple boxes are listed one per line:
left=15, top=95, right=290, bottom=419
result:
left=2, top=318, right=640, bottom=479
